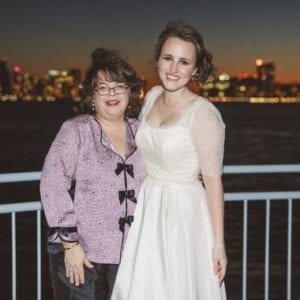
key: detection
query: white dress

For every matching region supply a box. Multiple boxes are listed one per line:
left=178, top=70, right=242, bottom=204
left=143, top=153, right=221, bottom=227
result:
left=111, top=86, right=227, bottom=300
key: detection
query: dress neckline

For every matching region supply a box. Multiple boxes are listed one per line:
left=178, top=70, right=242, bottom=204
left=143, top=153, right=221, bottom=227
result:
left=144, top=87, right=200, bottom=130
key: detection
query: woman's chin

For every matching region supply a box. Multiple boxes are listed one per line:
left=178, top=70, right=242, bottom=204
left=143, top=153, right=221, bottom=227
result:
left=160, top=79, right=189, bottom=92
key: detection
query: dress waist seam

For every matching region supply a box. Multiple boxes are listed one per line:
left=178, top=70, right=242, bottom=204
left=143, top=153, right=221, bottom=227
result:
left=145, top=176, right=198, bottom=186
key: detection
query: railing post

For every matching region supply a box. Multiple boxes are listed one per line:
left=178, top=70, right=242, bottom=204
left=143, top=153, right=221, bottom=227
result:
left=264, top=199, right=270, bottom=300
left=37, top=210, right=42, bottom=300
left=287, top=199, right=293, bottom=300
left=12, top=212, right=16, bottom=300
left=242, top=199, right=248, bottom=300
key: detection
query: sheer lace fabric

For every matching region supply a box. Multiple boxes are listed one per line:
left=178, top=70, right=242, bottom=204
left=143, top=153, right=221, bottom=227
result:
left=140, top=85, right=225, bottom=177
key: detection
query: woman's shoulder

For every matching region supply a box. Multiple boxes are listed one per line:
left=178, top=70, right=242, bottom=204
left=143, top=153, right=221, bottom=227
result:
left=144, top=85, right=163, bottom=103
left=181, top=96, right=224, bottom=129
left=68, top=114, right=92, bottom=123
left=62, top=114, right=93, bottom=127
left=139, top=86, right=163, bottom=120
left=127, top=118, right=140, bottom=134
left=193, top=96, right=223, bottom=121
left=145, top=85, right=163, bottom=96
left=127, top=117, right=140, bottom=125
left=58, top=114, right=93, bottom=135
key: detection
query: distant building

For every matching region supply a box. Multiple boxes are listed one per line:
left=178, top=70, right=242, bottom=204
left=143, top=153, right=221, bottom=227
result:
left=256, top=59, right=275, bottom=96
left=0, top=58, right=12, bottom=95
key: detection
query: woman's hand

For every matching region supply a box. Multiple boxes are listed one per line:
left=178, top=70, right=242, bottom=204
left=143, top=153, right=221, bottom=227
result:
left=212, top=242, right=227, bottom=286
left=63, top=242, right=94, bottom=286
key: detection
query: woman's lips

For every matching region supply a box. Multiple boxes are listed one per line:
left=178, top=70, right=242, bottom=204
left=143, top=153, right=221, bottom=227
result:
left=166, top=73, right=180, bottom=81
left=106, top=100, right=120, bottom=106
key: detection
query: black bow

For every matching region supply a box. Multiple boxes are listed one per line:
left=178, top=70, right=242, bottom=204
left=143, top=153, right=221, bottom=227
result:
left=119, top=190, right=137, bottom=204
left=119, top=215, right=134, bottom=232
left=115, top=163, right=134, bottom=178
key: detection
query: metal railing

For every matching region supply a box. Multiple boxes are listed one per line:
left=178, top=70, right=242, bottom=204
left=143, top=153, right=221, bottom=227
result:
left=1, top=164, right=300, bottom=300
left=0, top=201, right=42, bottom=300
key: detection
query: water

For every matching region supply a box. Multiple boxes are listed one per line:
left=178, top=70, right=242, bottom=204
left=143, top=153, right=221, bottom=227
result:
left=0, top=101, right=300, bottom=299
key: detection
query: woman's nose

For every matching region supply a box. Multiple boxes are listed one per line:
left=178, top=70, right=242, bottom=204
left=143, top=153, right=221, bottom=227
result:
left=170, top=62, right=178, bottom=73
left=108, top=87, right=116, bottom=95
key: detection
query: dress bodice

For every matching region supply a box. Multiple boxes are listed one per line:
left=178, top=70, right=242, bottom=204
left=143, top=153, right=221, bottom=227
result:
left=136, top=121, right=199, bottom=183
left=136, top=86, right=225, bottom=182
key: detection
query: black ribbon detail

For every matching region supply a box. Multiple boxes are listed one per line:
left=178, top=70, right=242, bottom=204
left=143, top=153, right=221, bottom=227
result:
left=119, top=190, right=137, bottom=204
left=119, top=215, right=134, bottom=232
left=115, top=163, right=134, bottom=178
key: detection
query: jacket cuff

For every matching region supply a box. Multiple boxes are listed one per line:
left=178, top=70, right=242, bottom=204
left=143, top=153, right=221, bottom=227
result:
left=48, top=227, right=79, bottom=243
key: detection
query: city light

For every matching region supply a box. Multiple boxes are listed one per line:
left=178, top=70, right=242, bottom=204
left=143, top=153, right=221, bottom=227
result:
left=48, top=70, right=60, bottom=76
left=240, top=73, right=249, bottom=79
left=219, top=73, right=230, bottom=81
left=13, top=66, right=21, bottom=73
left=256, top=59, right=263, bottom=66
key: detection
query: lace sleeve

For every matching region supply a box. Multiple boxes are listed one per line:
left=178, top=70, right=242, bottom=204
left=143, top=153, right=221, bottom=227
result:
left=191, top=102, right=225, bottom=177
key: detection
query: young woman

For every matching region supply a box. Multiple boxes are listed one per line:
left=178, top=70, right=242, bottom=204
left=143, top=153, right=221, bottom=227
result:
left=112, top=21, right=227, bottom=299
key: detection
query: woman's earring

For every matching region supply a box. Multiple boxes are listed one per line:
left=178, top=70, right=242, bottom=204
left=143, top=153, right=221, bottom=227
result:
left=91, top=100, right=95, bottom=112
left=127, top=104, right=132, bottom=114
left=126, top=104, right=132, bottom=117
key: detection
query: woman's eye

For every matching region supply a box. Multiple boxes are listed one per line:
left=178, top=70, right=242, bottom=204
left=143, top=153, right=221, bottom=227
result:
left=180, top=60, right=189, bottom=65
left=163, top=56, right=172, bottom=61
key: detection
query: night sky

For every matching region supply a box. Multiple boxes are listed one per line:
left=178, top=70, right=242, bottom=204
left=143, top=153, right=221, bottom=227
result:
left=1, top=0, right=300, bottom=84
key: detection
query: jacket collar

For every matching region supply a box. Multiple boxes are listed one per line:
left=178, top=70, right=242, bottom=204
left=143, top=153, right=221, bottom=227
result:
left=124, top=119, right=138, bottom=160
left=94, top=116, right=137, bottom=161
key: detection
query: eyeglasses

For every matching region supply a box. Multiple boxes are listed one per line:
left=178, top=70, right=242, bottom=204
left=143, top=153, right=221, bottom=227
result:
left=95, top=84, right=129, bottom=95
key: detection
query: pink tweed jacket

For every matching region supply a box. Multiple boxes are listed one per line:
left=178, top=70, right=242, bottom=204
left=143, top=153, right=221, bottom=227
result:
left=40, top=114, right=146, bottom=264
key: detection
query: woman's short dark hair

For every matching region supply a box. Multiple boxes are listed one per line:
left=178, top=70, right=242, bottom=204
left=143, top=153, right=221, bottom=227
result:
left=154, top=21, right=215, bottom=84
left=80, top=48, right=143, bottom=117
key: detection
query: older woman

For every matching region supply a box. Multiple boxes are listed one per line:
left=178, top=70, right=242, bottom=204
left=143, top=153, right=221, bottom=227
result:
left=40, top=48, right=146, bottom=299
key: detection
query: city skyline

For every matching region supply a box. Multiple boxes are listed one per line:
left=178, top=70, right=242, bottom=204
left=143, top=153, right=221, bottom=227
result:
left=1, top=0, right=300, bottom=84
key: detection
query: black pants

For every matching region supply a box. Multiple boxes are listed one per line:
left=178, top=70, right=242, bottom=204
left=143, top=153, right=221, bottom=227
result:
left=49, top=253, right=118, bottom=300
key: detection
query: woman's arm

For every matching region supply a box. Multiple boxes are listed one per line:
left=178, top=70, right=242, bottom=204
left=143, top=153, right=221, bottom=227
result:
left=203, top=175, right=227, bottom=285
left=40, top=119, right=80, bottom=234
left=40, top=119, right=93, bottom=285
left=191, top=101, right=227, bottom=284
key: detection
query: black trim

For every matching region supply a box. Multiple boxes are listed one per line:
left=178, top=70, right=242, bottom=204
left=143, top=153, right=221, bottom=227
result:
left=94, top=117, right=138, bottom=262
left=48, top=226, right=78, bottom=242
left=124, top=118, right=138, bottom=160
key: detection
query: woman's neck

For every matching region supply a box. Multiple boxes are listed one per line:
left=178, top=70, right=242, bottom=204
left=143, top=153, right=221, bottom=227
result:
left=162, top=87, right=194, bottom=106
left=95, top=114, right=126, bottom=128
